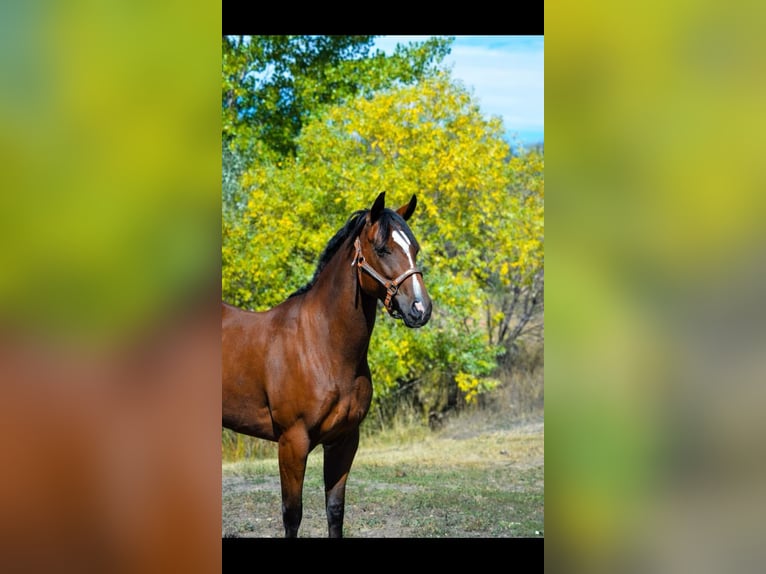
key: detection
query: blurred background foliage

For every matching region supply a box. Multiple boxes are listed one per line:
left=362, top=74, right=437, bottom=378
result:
left=547, top=3, right=766, bottom=573
left=0, top=2, right=220, bottom=345
left=221, top=36, right=544, bottom=431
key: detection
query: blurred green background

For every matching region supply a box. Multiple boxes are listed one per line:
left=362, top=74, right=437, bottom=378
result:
left=0, top=1, right=220, bottom=344
left=548, top=1, right=766, bottom=572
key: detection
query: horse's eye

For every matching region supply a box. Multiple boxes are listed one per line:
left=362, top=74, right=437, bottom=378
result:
left=374, top=246, right=391, bottom=257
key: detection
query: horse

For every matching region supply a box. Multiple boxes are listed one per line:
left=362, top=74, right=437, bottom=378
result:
left=222, top=191, right=432, bottom=538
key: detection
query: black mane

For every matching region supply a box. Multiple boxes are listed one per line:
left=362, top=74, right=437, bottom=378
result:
left=289, top=207, right=418, bottom=298
left=288, top=209, right=368, bottom=298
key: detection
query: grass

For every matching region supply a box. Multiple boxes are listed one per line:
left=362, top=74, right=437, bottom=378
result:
left=222, top=428, right=543, bottom=537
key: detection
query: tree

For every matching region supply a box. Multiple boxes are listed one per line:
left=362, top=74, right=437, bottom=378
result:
left=222, top=73, right=544, bottom=421
left=222, top=35, right=453, bottom=160
left=484, top=150, right=545, bottom=371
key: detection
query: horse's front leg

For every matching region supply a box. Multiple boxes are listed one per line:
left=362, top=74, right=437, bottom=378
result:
left=322, top=428, right=360, bottom=538
left=277, top=426, right=310, bottom=538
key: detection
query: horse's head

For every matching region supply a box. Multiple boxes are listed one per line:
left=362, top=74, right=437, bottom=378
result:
left=355, top=192, right=432, bottom=328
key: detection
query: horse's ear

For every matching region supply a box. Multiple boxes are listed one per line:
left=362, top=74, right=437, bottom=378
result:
left=396, top=194, right=417, bottom=221
left=370, top=191, right=386, bottom=223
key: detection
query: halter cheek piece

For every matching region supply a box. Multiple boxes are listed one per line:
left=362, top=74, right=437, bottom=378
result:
left=353, top=237, right=422, bottom=318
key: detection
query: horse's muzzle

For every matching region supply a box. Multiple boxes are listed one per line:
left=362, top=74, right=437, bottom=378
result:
left=401, top=297, right=431, bottom=328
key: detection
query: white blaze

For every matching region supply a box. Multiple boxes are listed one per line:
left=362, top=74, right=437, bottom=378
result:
left=392, top=228, right=424, bottom=301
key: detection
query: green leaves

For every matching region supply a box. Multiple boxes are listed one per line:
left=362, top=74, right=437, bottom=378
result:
left=223, top=36, right=451, bottom=160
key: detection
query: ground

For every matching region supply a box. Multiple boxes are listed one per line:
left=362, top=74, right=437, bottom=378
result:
left=222, top=414, right=544, bottom=538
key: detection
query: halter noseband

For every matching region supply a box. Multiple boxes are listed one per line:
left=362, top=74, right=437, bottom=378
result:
left=353, top=236, right=422, bottom=318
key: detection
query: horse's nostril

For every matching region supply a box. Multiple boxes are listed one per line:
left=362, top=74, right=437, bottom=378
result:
left=412, top=300, right=425, bottom=316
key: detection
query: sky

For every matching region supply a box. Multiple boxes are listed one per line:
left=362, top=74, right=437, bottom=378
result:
left=373, top=35, right=544, bottom=147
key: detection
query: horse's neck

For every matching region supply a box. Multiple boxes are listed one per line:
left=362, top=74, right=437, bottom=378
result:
left=307, top=238, right=378, bottom=340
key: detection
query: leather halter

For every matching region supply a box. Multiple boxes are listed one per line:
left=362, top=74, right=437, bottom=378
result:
left=353, top=236, right=422, bottom=318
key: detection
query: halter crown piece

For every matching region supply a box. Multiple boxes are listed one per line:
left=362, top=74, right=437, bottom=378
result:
left=353, top=237, right=422, bottom=318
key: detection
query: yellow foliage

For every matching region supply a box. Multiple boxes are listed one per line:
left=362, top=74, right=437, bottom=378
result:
left=222, top=73, right=543, bottom=408
left=455, top=372, right=500, bottom=405
left=455, top=372, right=480, bottom=404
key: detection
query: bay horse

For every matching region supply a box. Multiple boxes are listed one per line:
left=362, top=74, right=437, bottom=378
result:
left=222, top=191, right=432, bottom=538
